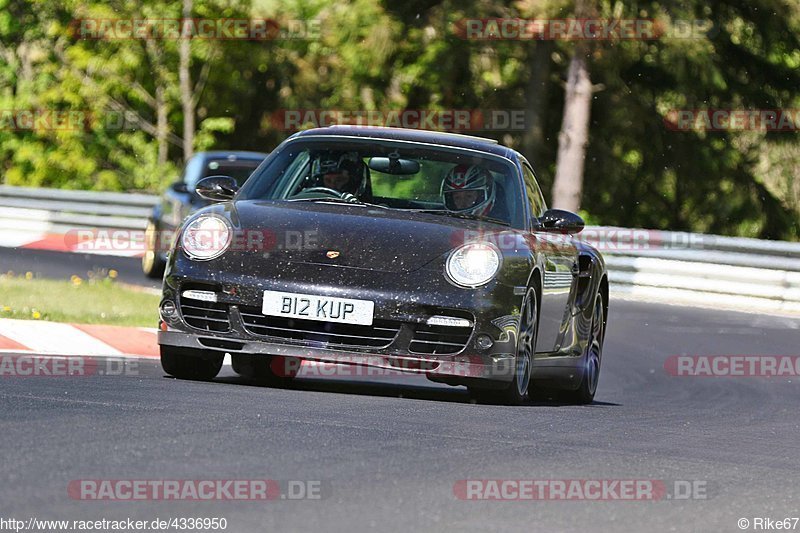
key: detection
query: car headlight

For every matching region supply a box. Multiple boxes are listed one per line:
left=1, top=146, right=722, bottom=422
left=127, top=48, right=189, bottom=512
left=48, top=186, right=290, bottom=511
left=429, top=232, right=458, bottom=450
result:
left=181, top=214, right=232, bottom=260
left=446, top=242, right=501, bottom=287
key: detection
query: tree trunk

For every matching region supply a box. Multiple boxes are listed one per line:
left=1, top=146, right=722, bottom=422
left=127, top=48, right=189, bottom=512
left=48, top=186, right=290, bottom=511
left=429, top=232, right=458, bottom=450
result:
left=155, top=84, right=168, bottom=164
left=179, top=0, right=194, bottom=161
left=552, top=1, right=593, bottom=212
left=522, top=41, right=553, bottom=167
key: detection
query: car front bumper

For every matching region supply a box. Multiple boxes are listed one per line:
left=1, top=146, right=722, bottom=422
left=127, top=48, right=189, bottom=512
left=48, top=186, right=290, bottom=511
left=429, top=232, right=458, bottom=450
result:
left=158, top=264, right=523, bottom=384
left=159, top=328, right=517, bottom=383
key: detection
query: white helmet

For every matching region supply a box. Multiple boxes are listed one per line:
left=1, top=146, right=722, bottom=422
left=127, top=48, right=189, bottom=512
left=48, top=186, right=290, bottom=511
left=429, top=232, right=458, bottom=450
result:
left=441, top=163, right=496, bottom=216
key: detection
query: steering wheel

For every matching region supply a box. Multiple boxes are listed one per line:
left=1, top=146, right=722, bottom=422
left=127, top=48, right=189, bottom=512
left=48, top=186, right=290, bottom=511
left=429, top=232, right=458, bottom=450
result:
left=298, top=187, right=359, bottom=203
left=301, top=186, right=347, bottom=198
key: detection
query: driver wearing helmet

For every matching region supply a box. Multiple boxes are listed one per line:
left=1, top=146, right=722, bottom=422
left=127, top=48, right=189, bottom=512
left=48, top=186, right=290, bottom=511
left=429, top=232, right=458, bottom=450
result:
left=317, top=156, right=367, bottom=196
left=441, top=163, right=497, bottom=217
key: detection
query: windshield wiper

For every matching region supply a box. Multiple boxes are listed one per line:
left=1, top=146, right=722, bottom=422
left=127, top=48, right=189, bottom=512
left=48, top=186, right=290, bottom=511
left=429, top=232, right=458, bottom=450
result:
left=288, top=197, right=389, bottom=209
left=409, top=209, right=511, bottom=226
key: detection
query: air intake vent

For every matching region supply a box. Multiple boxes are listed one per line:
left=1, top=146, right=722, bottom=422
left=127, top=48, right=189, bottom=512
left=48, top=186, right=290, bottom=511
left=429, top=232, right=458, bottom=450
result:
left=179, top=298, right=231, bottom=333
left=409, top=318, right=473, bottom=355
left=239, top=306, right=400, bottom=348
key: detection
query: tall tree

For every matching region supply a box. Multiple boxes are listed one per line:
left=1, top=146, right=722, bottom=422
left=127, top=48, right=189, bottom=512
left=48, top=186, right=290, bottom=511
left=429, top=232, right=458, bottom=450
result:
left=522, top=41, right=553, bottom=167
left=551, top=0, right=593, bottom=212
left=179, top=0, right=194, bottom=161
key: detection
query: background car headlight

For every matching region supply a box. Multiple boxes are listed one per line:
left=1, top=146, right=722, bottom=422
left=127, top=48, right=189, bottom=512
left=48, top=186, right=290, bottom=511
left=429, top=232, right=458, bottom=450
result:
left=446, top=242, right=501, bottom=287
left=181, top=214, right=232, bottom=260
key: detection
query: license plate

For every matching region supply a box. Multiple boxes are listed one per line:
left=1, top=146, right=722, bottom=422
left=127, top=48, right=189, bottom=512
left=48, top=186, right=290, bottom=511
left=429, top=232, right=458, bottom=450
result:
left=262, top=290, right=374, bottom=326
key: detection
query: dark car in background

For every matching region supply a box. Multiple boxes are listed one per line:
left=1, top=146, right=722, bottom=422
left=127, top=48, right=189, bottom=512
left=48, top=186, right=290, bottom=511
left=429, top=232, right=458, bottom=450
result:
left=142, top=151, right=267, bottom=278
left=156, top=127, right=608, bottom=405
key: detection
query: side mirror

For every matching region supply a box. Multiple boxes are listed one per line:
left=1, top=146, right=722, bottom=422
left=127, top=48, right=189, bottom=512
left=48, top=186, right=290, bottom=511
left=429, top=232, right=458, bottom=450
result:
left=196, top=175, right=239, bottom=202
left=171, top=181, right=189, bottom=193
left=535, top=209, right=584, bottom=235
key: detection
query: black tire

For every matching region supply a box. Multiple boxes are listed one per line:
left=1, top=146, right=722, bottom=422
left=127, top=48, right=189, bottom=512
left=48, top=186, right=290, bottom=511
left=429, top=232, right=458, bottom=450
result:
left=469, top=286, right=538, bottom=405
left=231, top=354, right=301, bottom=387
left=561, top=292, right=605, bottom=405
left=160, top=346, right=223, bottom=381
left=142, top=220, right=167, bottom=279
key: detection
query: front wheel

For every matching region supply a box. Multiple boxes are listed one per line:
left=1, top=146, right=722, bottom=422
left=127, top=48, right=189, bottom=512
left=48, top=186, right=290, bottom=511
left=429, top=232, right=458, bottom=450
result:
left=469, top=286, right=538, bottom=405
left=142, top=220, right=167, bottom=279
left=160, top=346, right=223, bottom=381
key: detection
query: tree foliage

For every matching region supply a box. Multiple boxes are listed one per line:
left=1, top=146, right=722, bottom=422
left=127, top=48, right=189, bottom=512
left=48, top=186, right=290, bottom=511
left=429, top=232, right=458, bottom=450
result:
left=0, top=0, right=798, bottom=238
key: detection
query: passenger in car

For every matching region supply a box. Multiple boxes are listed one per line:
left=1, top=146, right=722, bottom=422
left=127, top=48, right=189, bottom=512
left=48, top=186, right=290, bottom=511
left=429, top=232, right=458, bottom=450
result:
left=441, top=163, right=508, bottom=221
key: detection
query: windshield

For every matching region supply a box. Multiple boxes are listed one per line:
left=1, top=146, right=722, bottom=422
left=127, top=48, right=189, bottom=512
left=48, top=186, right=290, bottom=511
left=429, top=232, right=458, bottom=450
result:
left=239, top=139, right=523, bottom=227
left=191, top=159, right=263, bottom=188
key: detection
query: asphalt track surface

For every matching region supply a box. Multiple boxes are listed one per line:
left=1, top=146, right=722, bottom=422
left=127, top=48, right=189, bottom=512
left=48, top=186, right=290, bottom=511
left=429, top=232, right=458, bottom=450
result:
left=1, top=247, right=799, bottom=532
left=0, top=247, right=161, bottom=289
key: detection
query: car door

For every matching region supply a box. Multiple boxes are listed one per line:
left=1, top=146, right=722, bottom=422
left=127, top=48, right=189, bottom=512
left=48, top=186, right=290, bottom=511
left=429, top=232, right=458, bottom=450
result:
left=163, top=155, right=204, bottom=233
left=521, top=163, right=579, bottom=353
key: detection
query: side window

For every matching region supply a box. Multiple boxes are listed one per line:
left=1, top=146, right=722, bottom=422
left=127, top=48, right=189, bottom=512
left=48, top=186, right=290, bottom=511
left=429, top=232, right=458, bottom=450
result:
left=522, top=164, right=547, bottom=218
left=182, top=155, right=205, bottom=191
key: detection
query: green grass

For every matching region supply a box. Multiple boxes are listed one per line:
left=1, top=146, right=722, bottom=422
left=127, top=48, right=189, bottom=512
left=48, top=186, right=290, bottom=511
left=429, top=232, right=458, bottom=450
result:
left=0, top=274, right=160, bottom=327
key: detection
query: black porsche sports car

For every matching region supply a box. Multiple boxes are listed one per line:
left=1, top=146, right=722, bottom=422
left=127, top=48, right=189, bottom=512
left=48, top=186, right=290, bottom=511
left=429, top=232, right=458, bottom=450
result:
left=157, top=126, right=608, bottom=405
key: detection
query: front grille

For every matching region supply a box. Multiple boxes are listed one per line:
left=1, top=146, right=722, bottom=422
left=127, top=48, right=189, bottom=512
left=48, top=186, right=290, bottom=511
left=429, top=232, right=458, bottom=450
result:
left=239, top=306, right=401, bottom=348
left=409, top=323, right=473, bottom=355
left=179, top=299, right=231, bottom=333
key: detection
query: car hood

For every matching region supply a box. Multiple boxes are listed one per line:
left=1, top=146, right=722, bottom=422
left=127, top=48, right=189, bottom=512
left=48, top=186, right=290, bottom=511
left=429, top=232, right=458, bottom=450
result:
left=222, top=199, right=514, bottom=273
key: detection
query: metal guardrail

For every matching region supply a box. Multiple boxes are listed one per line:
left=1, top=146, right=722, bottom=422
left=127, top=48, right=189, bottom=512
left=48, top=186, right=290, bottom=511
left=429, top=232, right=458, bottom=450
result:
left=0, top=185, right=158, bottom=233
left=575, top=227, right=800, bottom=313
left=1, top=185, right=798, bottom=312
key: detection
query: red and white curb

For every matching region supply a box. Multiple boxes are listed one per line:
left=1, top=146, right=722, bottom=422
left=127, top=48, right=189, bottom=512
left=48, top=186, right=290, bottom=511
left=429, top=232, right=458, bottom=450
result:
left=0, top=319, right=158, bottom=358
left=0, top=319, right=349, bottom=375
left=0, top=231, right=144, bottom=257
